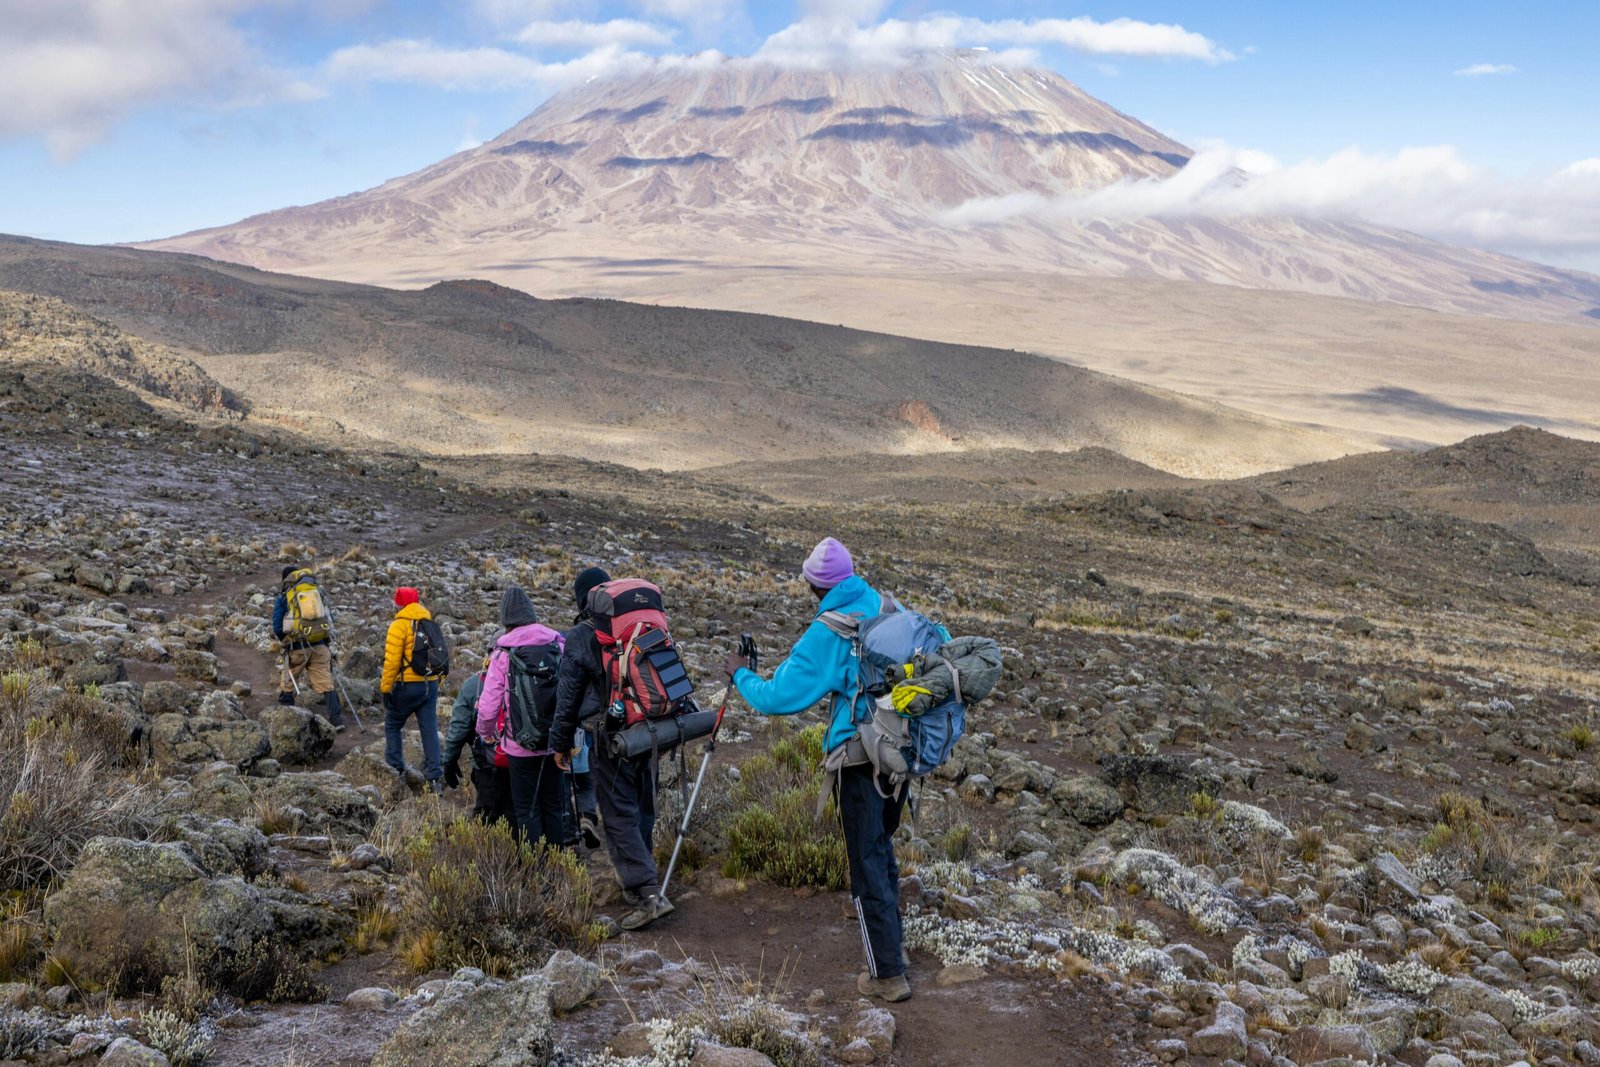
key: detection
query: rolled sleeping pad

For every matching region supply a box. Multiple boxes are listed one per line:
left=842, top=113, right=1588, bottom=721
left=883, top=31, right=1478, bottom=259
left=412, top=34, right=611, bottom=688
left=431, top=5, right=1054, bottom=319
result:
left=607, top=708, right=718, bottom=759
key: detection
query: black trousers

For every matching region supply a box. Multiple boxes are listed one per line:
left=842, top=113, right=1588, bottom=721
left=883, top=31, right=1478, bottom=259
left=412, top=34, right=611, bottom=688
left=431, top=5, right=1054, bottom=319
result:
left=839, top=763, right=906, bottom=979
left=593, top=742, right=658, bottom=894
left=470, top=760, right=514, bottom=827
left=507, top=753, right=567, bottom=849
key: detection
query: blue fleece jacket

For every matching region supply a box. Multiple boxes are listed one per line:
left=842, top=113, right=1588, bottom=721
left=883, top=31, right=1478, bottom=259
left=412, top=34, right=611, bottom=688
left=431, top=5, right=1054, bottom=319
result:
left=732, top=575, right=883, bottom=754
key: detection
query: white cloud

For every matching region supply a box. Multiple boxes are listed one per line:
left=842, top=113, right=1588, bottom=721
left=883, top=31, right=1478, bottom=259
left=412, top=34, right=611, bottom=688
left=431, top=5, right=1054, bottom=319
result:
left=756, top=14, right=1233, bottom=67
left=1454, top=63, right=1516, bottom=76
left=635, top=0, right=744, bottom=30
left=0, top=0, right=310, bottom=160
left=940, top=144, right=1600, bottom=264
left=513, top=19, right=677, bottom=49
left=323, top=39, right=727, bottom=92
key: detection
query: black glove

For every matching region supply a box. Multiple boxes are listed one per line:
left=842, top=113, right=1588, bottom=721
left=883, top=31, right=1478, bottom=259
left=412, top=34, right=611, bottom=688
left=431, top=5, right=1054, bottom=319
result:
left=722, top=652, right=748, bottom=679
left=442, top=760, right=462, bottom=790
left=382, top=691, right=396, bottom=713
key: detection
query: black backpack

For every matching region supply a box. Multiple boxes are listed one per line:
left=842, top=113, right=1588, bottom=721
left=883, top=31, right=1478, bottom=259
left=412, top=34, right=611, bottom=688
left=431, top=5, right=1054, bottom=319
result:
left=406, top=618, right=451, bottom=679
left=505, top=642, right=561, bottom=751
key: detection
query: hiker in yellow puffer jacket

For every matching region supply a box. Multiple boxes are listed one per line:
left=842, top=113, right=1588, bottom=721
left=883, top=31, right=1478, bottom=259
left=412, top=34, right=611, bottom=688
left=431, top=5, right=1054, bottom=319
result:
left=381, top=587, right=445, bottom=791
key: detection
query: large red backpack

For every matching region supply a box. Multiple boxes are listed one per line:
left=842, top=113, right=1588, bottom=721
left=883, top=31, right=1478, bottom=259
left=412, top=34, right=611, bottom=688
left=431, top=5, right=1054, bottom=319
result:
left=587, top=579, right=693, bottom=727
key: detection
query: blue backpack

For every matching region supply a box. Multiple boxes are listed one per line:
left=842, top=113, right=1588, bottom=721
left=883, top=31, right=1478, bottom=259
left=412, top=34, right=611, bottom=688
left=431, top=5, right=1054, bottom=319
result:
left=820, top=599, right=966, bottom=783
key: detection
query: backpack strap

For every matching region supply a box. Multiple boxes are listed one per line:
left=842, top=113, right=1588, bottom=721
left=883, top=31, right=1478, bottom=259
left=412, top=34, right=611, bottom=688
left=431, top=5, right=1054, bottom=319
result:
left=817, top=610, right=862, bottom=639
left=615, top=626, right=641, bottom=702
left=399, top=618, right=418, bottom=675
left=817, top=735, right=870, bottom=820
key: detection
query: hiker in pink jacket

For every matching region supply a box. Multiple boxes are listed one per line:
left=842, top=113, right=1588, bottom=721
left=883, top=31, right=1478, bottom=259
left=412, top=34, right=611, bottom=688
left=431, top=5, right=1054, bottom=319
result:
left=477, top=586, right=568, bottom=848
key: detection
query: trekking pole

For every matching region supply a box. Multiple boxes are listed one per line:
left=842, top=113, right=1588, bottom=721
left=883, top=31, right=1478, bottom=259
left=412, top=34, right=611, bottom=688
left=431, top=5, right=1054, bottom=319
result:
left=332, top=670, right=367, bottom=734
left=323, top=609, right=368, bottom=733
left=279, top=648, right=302, bottom=697
left=661, top=633, right=755, bottom=900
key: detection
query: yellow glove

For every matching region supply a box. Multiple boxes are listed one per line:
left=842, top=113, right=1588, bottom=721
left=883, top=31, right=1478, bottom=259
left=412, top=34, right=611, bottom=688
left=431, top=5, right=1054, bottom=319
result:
left=891, top=682, right=933, bottom=714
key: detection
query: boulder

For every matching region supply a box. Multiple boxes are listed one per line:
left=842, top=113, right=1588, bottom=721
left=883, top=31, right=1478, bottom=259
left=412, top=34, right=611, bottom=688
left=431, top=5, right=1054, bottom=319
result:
left=172, top=649, right=218, bottom=682
left=1049, top=774, right=1126, bottom=827
left=540, top=950, right=601, bottom=1013
left=1280, top=1024, right=1377, bottom=1064
left=44, top=838, right=273, bottom=988
left=260, top=705, right=336, bottom=765
left=345, top=987, right=400, bottom=1011
left=150, top=714, right=270, bottom=769
left=142, top=681, right=199, bottom=716
left=1099, top=754, right=1221, bottom=815
left=850, top=1006, right=896, bottom=1056
left=250, top=772, right=379, bottom=836
left=1189, top=1000, right=1247, bottom=1059
left=1429, top=976, right=1518, bottom=1028
left=99, top=1037, right=170, bottom=1066
left=177, top=816, right=271, bottom=879
left=372, top=974, right=554, bottom=1067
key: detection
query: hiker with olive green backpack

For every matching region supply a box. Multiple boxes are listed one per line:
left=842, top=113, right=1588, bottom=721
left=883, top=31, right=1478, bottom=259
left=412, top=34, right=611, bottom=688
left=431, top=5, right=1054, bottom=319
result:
left=272, top=564, right=344, bottom=732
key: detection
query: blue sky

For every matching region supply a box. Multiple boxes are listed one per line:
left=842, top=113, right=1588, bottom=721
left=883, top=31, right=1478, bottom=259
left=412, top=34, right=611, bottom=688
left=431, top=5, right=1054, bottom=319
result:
left=1, top=1, right=1597, bottom=266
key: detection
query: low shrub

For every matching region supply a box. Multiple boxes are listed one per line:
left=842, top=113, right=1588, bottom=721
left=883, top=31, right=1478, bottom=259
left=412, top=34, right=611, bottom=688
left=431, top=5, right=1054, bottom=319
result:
left=686, top=960, right=822, bottom=1067
left=396, top=816, right=595, bottom=976
left=141, top=1008, right=211, bottom=1067
left=716, top=723, right=847, bottom=891
left=725, top=788, right=847, bottom=890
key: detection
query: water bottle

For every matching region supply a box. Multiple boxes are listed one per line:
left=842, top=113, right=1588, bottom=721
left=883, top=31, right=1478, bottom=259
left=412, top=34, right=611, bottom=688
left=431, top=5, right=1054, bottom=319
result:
left=606, top=698, right=627, bottom=732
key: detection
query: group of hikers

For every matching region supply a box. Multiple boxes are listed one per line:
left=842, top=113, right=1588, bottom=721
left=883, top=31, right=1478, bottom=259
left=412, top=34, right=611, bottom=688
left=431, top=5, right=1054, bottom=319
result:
left=273, top=536, right=998, bottom=1003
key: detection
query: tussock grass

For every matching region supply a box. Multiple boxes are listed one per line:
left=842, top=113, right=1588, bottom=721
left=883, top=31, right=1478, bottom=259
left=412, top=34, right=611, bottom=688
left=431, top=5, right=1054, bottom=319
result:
left=0, top=670, right=152, bottom=891
left=396, top=816, right=596, bottom=976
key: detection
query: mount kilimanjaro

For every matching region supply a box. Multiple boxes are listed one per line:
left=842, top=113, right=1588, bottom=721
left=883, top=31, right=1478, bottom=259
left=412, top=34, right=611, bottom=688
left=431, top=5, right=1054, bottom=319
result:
left=138, top=52, right=1600, bottom=450
left=144, top=51, right=1598, bottom=324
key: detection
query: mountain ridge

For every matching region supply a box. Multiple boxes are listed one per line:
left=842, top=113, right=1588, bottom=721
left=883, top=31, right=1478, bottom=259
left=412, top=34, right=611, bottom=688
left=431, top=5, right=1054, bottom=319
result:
left=0, top=233, right=1357, bottom=478
left=141, top=51, right=1600, bottom=327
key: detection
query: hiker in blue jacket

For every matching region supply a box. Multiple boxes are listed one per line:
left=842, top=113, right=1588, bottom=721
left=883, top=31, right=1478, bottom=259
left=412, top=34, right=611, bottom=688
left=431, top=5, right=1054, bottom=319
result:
left=724, top=537, right=912, bottom=1004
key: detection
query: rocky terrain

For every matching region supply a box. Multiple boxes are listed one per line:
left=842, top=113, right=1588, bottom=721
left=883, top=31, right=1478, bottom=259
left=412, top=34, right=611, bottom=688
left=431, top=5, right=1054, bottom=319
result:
left=2, top=306, right=1600, bottom=1067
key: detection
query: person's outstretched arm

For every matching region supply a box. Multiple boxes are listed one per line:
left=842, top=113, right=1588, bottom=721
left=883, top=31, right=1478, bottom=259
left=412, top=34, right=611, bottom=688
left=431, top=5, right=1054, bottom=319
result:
left=733, top=622, right=840, bottom=716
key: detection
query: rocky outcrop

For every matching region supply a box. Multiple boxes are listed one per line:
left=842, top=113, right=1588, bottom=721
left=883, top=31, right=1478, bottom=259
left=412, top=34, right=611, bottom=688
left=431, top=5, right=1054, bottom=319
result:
left=371, top=972, right=554, bottom=1067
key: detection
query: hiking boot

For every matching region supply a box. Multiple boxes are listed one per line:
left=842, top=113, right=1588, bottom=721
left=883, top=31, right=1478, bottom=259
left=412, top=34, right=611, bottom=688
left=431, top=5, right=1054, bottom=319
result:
left=620, top=886, right=643, bottom=907
left=276, top=691, right=296, bottom=706
left=580, top=812, right=602, bottom=850
left=857, top=972, right=911, bottom=1003
left=619, top=893, right=673, bottom=931
left=425, top=779, right=444, bottom=796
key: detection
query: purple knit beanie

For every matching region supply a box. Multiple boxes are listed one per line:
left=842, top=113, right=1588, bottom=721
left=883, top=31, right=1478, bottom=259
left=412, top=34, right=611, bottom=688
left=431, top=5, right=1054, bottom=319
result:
left=801, top=537, right=854, bottom=589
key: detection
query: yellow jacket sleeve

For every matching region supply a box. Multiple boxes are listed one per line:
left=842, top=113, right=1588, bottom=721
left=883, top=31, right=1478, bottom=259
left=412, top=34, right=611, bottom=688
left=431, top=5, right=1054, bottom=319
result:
left=381, top=617, right=408, bottom=693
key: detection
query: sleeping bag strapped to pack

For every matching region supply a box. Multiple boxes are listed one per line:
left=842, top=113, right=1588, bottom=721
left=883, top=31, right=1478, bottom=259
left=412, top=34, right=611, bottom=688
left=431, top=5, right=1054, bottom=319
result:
left=283, top=569, right=331, bottom=646
left=504, top=640, right=561, bottom=751
left=587, top=579, right=694, bottom=728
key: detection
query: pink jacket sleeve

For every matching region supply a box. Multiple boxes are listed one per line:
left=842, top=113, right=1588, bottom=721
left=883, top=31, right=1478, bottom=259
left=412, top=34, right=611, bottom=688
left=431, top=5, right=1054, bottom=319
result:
left=476, top=649, right=509, bottom=742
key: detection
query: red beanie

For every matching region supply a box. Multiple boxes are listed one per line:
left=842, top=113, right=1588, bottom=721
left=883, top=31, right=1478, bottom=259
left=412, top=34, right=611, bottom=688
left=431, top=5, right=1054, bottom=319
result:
left=394, top=587, right=420, bottom=608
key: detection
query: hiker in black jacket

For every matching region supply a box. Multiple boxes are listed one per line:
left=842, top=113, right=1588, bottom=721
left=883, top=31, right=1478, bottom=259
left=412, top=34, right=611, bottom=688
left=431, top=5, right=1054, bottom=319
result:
left=549, top=566, right=671, bottom=931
